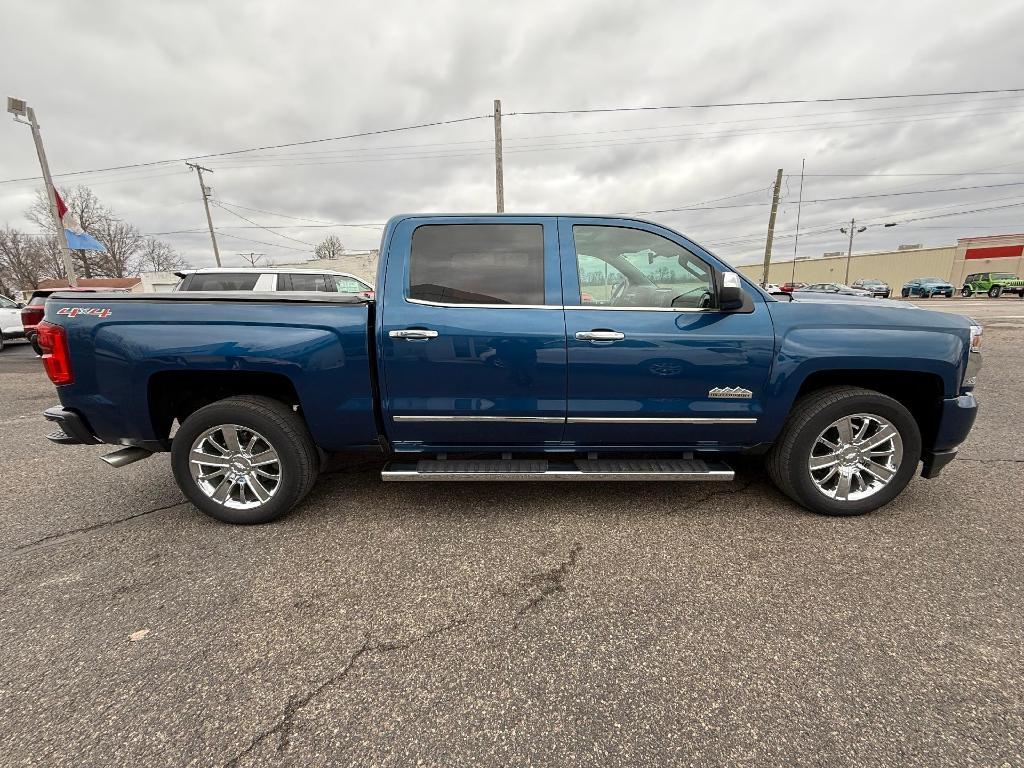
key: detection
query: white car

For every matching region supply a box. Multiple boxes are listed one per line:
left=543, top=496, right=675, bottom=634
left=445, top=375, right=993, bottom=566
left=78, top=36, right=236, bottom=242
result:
left=174, top=267, right=374, bottom=297
left=763, top=283, right=783, bottom=294
left=0, top=294, right=25, bottom=351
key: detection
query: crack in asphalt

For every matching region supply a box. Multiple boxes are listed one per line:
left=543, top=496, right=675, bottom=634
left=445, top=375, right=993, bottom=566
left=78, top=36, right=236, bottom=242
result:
left=219, top=542, right=597, bottom=767
left=6, top=499, right=188, bottom=558
left=221, top=481, right=770, bottom=766
left=957, top=457, right=1024, bottom=464
left=518, top=543, right=582, bottom=615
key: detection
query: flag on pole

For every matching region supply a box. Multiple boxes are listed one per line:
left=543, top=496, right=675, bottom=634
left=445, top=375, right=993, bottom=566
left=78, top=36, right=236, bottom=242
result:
left=54, top=189, right=106, bottom=252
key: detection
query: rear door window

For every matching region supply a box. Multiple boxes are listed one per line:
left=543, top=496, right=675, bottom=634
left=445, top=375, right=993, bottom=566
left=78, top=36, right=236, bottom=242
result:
left=409, top=224, right=544, bottom=305
left=185, top=273, right=260, bottom=291
left=333, top=275, right=368, bottom=294
left=280, top=273, right=328, bottom=292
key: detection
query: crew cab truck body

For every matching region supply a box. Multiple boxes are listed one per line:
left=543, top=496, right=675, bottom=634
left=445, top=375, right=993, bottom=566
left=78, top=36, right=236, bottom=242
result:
left=39, top=214, right=981, bottom=524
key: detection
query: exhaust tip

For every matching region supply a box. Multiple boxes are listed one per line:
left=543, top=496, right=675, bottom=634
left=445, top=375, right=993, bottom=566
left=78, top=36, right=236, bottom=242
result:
left=101, top=446, right=153, bottom=468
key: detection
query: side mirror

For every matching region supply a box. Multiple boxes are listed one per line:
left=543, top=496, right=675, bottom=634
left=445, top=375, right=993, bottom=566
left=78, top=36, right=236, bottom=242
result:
left=718, top=271, right=744, bottom=310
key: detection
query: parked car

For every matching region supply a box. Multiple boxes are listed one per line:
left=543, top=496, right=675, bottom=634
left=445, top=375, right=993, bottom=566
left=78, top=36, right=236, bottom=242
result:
left=960, top=272, right=1024, bottom=298
left=175, top=267, right=374, bottom=298
left=902, top=277, right=955, bottom=299
left=21, top=288, right=104, bottom=355
left=39, top=213, right=980, bottom=524
left=851, top=278, right=891, bottom=298
left=796, top=282, right=873, bottom=297
left=0, top=294, right=25, bottom=351
left=780, top=282, right=807, bottom=293
left=763, top=283, right=783, bottom=294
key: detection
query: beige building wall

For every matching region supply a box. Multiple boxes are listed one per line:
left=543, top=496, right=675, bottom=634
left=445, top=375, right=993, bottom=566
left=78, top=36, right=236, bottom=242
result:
left=738, top=246, right=957, bottom=289
left=274, top=251, right=379, bottom=284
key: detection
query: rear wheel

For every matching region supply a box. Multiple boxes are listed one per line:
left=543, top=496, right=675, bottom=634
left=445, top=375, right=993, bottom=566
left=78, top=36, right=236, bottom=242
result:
left=766, top=386, right=921, bottom=516
left=171, top=395, right=319, bottom=524
left=989, top=285, right=1003, bottom=298
left=901, top=289, right=910, bottom=298
left=961, top=286, right=973, bottom=297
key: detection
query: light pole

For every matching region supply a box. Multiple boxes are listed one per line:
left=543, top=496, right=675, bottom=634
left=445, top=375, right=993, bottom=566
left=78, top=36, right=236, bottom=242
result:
left=839, top=218, right=867, bottom=285
left=7, top=97, right=77, bottom=286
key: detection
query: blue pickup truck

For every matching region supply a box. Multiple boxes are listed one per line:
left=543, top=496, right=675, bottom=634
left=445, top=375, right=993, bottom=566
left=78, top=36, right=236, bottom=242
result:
left=38, top=215, right=981, bottom=524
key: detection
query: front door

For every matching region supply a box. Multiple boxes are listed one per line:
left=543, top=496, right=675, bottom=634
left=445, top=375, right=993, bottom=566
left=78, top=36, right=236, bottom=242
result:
left=558, top=218, right=775, bottom=448
left=379, top=217, right=567, bottom=448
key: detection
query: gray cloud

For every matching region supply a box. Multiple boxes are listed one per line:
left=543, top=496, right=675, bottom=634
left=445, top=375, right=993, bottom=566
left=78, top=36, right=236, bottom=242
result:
left=2, top=0, right=1023, bottom=269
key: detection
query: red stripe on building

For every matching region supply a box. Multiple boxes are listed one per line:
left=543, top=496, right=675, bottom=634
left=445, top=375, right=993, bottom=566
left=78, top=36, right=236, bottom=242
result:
left=964, top=244, right=1023, bottom=260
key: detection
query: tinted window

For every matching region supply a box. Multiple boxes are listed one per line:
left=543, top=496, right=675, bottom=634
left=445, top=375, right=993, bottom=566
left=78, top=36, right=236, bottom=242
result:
left=186, top=273, right=259, bottom=291
left=571, top=225, right=713, bottom=309
left=283, top=273, right=327, bottom=292
left=409, top=224, right=544, bottom=305
left=0, top=296, right=16, bottom=307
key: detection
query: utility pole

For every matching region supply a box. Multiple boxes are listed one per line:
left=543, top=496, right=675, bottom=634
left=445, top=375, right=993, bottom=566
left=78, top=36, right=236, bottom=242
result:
left=760, top=168, right=784, bottom=287
left=238, top=252, right=265, bottom=267
left=7, top=98, right=77, bottom=286
left=790, top=159, right=805, bottom=285
left=186, top=162, right=222, bottom=266
left=493, top=99, right=504, bottom=213
left=840, top=218, right=867, bottom=284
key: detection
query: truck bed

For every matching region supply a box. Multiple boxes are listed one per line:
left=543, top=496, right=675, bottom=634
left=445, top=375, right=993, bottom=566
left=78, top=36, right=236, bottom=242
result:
left=45, top=291, right=380, bottom=452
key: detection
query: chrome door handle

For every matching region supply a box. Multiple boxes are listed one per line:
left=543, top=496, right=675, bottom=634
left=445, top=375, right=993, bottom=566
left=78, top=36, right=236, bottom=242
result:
left=575, top=330, right=625, bottom=342
left=389, top=328, right=438, bottom=340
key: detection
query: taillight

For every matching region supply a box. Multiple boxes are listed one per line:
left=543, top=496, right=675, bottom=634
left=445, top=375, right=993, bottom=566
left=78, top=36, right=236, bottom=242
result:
left=21, top=305, right=44, bottom=328
left=36, top=321, right=74, bottom=385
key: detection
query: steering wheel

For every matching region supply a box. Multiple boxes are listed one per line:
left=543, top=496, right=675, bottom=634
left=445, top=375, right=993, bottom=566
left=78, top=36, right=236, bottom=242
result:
left=609, top=278, right=628, bottom=305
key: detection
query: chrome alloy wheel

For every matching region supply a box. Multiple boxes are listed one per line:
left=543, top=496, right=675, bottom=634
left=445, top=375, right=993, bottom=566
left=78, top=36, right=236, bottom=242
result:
left=808, top=413, right=903, bottom=502
left=188, top=424, right=281, bottom=510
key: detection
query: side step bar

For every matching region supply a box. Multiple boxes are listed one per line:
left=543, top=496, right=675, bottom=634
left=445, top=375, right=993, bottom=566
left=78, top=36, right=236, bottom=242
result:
left=381, top=458, right=734, bottom=482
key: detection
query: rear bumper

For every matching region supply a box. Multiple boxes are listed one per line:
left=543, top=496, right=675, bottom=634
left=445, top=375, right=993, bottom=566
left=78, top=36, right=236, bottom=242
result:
left=43, top=406, right=101, bottom=445
left=920, top=393, right=978, bottom=478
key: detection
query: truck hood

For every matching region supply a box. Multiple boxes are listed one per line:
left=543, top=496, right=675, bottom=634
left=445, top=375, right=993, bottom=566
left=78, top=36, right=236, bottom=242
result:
left=783, top=293, right=918, bottom=309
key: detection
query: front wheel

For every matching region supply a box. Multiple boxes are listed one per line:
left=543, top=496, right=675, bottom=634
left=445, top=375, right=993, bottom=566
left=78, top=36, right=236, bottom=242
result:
left=901, top=289, right=910, bottom=298
left=171, top=395, right=319, bottom=524
left=766, top=386, right=922, bottom=516
left=961, top=286, right=973, bottom=297
left=989, top=285, right=1003, bottom=298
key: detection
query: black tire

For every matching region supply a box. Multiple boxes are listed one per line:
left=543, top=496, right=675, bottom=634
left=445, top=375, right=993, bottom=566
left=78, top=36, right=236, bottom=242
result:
left=28, top=333, right=42, bottom=356
left=988, top=285, right=1003, bottom=298
left=171, top=395, right=319, bottom=524
left=961, top=286, right=973, bottom=297
left=766, top=386, right=922, bottom=517
left=901, top=289, right=910, bottom=298
left=0, top=335, right=5, bottom=352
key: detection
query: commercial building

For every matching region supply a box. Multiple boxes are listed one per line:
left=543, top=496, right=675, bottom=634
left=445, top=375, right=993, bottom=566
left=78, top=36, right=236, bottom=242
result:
left=739, top=233, right=1024, bottom=289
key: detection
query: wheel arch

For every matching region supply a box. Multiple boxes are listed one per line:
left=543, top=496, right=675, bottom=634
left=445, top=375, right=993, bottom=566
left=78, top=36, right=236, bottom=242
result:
left=148, top=370, right=302, bottom=445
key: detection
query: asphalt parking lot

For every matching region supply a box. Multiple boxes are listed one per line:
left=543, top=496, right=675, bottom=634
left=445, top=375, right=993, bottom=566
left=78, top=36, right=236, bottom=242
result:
left=1, top=298, right=1022, bottom=767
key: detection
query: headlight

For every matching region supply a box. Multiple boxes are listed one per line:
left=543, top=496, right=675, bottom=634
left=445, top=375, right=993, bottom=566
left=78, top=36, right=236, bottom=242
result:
left=970, top=324, right=983, bottom=353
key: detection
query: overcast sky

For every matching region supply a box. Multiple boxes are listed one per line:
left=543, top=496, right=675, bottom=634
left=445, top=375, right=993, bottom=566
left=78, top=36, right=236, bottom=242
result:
left=2, top=0, right=1024, bottom=270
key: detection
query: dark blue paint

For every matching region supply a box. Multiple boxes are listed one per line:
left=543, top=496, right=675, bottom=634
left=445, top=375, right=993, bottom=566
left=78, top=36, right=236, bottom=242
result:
left=45, top=214, right=978, bottom=459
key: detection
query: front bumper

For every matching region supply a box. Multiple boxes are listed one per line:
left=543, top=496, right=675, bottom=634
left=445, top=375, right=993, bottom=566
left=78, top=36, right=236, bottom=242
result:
left=920, top=393, right=978, bottom=478
left=43, top=406, right=101, bottom=445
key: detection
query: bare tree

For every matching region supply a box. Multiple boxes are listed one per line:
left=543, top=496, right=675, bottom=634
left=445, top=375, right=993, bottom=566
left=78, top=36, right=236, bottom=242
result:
left=27, top=186, right=110, bottom=279
left=140, top=238, right=188, bottom=272
left=314, top=234, right=345, bottom=260
left=92, top=219, right=144, bottom=278
left=0, top=227, right=57, bottom=291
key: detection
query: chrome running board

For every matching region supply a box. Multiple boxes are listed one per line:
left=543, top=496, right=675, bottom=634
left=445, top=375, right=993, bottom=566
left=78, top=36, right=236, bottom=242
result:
left=381, top=458, right=734, bottom=482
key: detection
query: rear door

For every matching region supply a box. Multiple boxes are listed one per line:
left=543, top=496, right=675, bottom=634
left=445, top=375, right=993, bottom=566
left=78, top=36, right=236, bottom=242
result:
left=378, top=217, right=567, bottom=447
left=558, top=217, right=774, bottom=448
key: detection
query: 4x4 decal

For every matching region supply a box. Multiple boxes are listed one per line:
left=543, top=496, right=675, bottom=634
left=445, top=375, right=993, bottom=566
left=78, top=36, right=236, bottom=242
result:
left=56, top=307, right=112, bottom=319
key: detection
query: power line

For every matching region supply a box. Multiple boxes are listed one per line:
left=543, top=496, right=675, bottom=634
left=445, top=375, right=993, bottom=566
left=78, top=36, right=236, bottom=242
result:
left=213, top=200, right=384, bottom=228
left=505, top=87, right=1024, bottom=116
left=0, top=113, right=492, bottom=186
left=211, top=201, right=315, bottom=246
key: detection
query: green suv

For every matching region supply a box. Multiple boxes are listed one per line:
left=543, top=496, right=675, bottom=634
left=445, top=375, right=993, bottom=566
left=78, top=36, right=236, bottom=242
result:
left=961, top=272, right=1024, bottom=298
